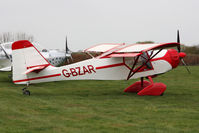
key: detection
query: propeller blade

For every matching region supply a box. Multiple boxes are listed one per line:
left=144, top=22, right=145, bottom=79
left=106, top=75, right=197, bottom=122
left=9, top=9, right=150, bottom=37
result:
left=181, top=58, right=191, bottom=74
left=66, top=36, right=69, bottom=53
left=177, top=30, right=180, bottom=43
left=65, top=35, right=73, bottom=64
left=177, top=30, right=181, bottom=52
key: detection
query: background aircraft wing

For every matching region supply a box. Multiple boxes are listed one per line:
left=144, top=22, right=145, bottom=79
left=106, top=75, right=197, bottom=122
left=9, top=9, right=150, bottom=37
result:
left=0, top=44, right=12, bottom=61
left=0, top=66, right=11, bottom=71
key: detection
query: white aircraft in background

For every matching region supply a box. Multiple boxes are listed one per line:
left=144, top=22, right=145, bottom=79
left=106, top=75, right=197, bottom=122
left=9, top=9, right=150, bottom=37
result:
left=0, top=37, right=72, bottom=71
left=11, top=31, right=189, bottom=96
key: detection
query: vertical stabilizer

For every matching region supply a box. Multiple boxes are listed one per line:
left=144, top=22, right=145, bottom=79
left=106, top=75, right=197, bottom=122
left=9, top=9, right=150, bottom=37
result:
left=12, top=40, right=50, bottom=84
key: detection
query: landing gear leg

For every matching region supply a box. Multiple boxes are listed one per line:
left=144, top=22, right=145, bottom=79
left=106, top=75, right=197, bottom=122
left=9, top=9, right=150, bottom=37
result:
left=124, top=77, right=150, bottom=93
left=22, top=83, right=30, bottom=96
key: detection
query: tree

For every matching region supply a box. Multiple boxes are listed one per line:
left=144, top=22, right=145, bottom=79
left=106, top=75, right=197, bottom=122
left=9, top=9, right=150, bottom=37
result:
left=183, top=45, right=199, bottom=55
left=136, top=41, right=155, bottom=44
left=0, top=32, right=34, bottom=43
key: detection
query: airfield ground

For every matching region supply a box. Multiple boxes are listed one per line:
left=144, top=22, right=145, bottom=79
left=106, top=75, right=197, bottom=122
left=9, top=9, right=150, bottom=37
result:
left=0, top=66, right=199, bottom=133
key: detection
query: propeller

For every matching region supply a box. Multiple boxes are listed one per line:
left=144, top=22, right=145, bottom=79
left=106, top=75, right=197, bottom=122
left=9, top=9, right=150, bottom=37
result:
left=65, top=36, right=73, bottom=63
left=177, top=30, right=181, bottom=52
left=65, top=36, right=69, bottom=53
left=177, top=30, right=191, bottom=74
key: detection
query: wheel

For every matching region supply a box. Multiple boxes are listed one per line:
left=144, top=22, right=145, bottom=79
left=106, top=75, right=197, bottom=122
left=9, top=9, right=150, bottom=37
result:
left=8, top=74, right=12, bottom=79
left=23, top=90, right=30, bottom=96
left=160, top=92, right=164, bottom=96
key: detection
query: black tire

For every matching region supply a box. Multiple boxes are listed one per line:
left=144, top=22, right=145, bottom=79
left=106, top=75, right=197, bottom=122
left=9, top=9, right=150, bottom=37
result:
left=8, top=74, right=12, bottom=79
left=23, top=90, right=30, bottom=96
left=160, top=93, right=164, bottom=96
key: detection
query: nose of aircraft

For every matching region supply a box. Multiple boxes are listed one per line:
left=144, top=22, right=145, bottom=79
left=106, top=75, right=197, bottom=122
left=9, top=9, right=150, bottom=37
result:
left=168, top=49, right=186, bottom=68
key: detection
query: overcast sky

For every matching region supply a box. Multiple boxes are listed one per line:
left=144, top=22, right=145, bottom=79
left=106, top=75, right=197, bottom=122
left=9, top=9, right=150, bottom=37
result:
left=0, top=0, right=199, bottom=51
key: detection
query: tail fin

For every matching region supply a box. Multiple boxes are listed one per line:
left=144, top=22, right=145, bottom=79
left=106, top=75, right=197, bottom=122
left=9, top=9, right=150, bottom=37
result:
left=12, top=40, right=50, bottom=84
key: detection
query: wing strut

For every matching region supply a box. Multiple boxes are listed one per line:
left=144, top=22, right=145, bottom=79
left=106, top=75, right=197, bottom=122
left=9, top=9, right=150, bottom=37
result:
left=0, top=44, right=12, bottom=61
left=127, top=55, right=140, bottom=80
left=127, top=49, right=163, bottom=80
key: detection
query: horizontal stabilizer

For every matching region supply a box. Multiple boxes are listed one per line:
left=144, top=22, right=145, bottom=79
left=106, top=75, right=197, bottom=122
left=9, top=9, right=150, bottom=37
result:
left=24, top=64, right=50, bottom=74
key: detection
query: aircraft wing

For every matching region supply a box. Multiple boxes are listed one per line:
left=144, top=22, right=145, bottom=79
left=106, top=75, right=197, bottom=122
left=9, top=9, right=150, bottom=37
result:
left=0, top=66, right=11, bottom=71
left=84, top=42, right=180, bottom=58
left=86, top=42, right=180, bottom=58
left=114, top=42, right=180, bottom=53
left=105, top=53, right=141, bottom=58
left=84, top=43, right=124, bottom=52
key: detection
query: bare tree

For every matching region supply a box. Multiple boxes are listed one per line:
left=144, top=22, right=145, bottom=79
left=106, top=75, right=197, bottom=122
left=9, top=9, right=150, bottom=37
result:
left=136, top=41, right=154, bottom=44
left=0, top=32, right=34, bottom=44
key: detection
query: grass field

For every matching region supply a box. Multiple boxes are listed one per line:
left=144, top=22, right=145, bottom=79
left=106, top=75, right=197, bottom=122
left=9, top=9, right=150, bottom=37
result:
left=0, top=66, right=199, bottom=133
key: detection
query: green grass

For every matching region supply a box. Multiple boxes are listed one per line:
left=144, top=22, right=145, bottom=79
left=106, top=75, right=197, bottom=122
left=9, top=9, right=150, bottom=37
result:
left=0, top=66, right=199, bottom=133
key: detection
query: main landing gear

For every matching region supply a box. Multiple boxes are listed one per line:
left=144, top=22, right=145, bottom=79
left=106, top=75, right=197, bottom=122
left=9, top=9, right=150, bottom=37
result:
left=124, top=76, right=166, bottom=96
left=22, top=84, right=30, bottom=96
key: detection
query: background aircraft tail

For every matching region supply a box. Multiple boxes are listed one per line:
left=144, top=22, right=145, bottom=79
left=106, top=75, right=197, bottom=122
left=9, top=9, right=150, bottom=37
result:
left=12, top=40, right=50, bottom=84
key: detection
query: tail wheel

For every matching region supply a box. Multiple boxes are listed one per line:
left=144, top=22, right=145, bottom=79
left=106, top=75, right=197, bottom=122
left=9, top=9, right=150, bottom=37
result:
left=23, top=90, right=30, bottom=96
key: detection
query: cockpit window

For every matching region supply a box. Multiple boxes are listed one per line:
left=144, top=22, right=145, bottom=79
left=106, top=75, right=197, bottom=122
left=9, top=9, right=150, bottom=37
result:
left=124, top=51, right=153, bottom=71
left=140, top=51, right=152, bottom=69
left=42, top=49, right=48, bottom=52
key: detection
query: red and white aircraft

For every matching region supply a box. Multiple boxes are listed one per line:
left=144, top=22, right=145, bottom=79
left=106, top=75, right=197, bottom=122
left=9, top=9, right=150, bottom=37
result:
left=11, top=33, right=187, bottom=96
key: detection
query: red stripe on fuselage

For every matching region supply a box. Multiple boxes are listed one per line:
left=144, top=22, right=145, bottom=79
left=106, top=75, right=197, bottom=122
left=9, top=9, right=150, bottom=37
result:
left=13, top=73, right=61, bottom=83
left=96, top=63, right=125, bottom=70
